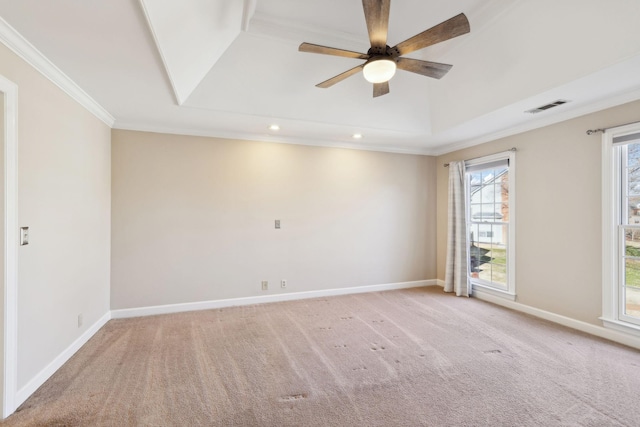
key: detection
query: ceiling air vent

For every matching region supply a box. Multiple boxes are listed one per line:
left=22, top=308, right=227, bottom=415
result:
left=525, top=99, right=570, bottom=114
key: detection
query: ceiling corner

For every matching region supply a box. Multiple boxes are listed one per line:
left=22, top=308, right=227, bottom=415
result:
left=140, top=0, right=245, bottom=105
left=241, top=0, right=257, bottom=32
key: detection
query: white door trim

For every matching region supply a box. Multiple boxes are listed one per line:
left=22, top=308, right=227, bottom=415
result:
left=0, top=73, right=18, bottom=418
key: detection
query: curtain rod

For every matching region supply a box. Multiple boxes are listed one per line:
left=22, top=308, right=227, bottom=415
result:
left=586, top=119, right=640, bottom=135
left=443, top=147, right=517, bottom=168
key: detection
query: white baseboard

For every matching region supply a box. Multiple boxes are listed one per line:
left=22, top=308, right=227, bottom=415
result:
left=15, top=311, right=112, bottom=407
left=111, top=280, right=438, bottom=319
left=473, top=291, right=640, bottom=351
left=437, top=278, right=640, bottom=349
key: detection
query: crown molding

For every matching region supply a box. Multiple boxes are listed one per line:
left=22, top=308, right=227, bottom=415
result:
left=113, top=121, right=434, bottom=156
left=0, top=16, right=115, bottom=127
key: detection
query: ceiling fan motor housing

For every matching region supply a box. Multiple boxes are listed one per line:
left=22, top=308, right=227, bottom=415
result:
left=367, top=45, right=392, bottom=56
left=365, top=45, right=398, bottom=67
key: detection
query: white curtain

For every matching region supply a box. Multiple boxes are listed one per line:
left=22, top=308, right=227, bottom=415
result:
left=444, top=161, right=470, bottom=297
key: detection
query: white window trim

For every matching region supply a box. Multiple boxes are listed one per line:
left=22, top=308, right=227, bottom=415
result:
left=466, top=150, right=516, bottom=299
left=601, top=122, right=640, bottom=337
left=472, top=284, right=517, bottom=301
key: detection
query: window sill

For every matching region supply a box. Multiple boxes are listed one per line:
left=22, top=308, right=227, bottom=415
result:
left=471, top=284, right=516, bottom=301
left=600, top=317, right=640, bottom=338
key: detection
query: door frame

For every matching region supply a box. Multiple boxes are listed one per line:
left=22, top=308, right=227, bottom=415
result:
left=1, top=73, right=18, bottom=418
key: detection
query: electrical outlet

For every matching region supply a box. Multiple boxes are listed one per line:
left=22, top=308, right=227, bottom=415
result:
left=77, top=313, right=83, bottom=328
left=281, top=280, right=287, bottom=288
left=261, top=281, right=268, bottom=291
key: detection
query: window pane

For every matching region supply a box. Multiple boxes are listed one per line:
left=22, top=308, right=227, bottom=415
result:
left=628, top=177, right=640, bottom=197
left=622, top=145, right=640, bottom=323
left=493, top=204, right=503, bottom=222
left=492, top=243, right=507, bottom=266
left=478, top=224, right=492, bottom=244
left=628, top=197, right=640, bottom=224
left=625, top=257, right=640, bottom=319
left=469, top=224, right=480, bottom=278
left=494, top=184, right=502, bottom=203
left=500, top=200, right=509, bottom=221
left=625, top=258, right=640, bottom=288
left=469, top=223, right=479, bottom=244
left=481, top=170, right=493, bottom=184
left=500, top=172, right=509, bottom=219
left=469, top=172, right=482, bottom=195
left=500, top=224, right=509, bottom=245
left=476, top=242, right=491, bottom=278
left=478, top=262, right=491, bottom=282
left=628, top=143, right=640, bottom=163
left=491, top=227, right=508, bottom=287
left=466, top=159, right=511, bottom=293
left=500, top=170, right=509, bottom=193
left=625, top=286, right=640, bottom=318
left=625, top=228, right=640, bottom=251
left=491, top=262, right=507, bottom=286
left=480, top=182, right=493, bottom=203
left=612, top=138, right=640, bottom=327
left=470, top=204, right=482, bottom=221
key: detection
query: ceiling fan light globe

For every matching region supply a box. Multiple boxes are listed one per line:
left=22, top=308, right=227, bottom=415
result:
left=363, top=59, right=397, bottom=83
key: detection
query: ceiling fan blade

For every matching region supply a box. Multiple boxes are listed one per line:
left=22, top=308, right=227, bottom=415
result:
left=396, top=57, right=453, bottom=79
left=299, top=43, right=369, bottom=60
left=362, top=0, right=391, bottom=50
left=316, top=65, right=365, bottom=88
left=392, top=13, right=470, bottom=56
left=373, top=81, right=390, bottom=97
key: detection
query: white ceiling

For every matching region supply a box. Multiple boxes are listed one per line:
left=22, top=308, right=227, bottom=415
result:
left=0, top=0, right=639, bottom=155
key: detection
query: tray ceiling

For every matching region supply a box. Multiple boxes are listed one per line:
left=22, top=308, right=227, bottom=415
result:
left=0, top=0, right=639, bottom=154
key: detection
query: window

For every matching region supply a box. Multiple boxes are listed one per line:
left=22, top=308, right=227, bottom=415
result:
left=602, top=124, right=640, bottom=334
left=466, top=152, right=516, bottom=299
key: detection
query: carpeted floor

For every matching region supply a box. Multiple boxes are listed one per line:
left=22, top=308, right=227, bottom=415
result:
left=3, top=286, right=640, bottom=426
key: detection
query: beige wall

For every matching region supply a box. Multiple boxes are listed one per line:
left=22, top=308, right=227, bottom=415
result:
left=111, top=130, right=436, bottom=309
left=437, top=99, right=640, bottom=325
left=0, top=44, right=111, bottom=389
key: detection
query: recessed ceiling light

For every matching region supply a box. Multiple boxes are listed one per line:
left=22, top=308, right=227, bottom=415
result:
left=352, top=133, right=363, bottom=139
left=269, top=124, right=280, bottom=131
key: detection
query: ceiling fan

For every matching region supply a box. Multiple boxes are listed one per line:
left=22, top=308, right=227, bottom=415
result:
left=299, top=0, right=470, bottom=97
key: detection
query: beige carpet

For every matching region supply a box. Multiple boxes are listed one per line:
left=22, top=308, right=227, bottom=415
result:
left=4, top=287, right=640, bottom=426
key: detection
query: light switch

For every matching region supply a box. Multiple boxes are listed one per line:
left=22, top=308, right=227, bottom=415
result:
left=275, top=220, right=281, bottom=229
left=20, top=227, right=29, bottom=246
